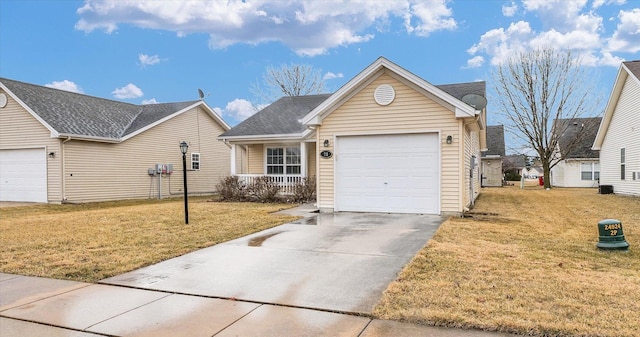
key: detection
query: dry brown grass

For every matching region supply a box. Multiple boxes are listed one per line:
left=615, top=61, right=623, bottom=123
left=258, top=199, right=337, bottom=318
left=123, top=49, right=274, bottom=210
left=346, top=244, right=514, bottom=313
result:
left=0, top=197, right=297, bottom=282
left=374, top=186, right=640, bottom=337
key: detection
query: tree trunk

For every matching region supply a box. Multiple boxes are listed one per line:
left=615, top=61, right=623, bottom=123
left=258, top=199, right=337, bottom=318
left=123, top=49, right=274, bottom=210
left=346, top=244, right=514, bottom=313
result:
left=543, top=163, right=552, bottom=189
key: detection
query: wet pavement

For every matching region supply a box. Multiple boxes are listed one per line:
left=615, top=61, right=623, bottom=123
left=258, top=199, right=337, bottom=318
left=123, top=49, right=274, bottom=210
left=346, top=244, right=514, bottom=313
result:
left=0, top=206, right=520, bottom=336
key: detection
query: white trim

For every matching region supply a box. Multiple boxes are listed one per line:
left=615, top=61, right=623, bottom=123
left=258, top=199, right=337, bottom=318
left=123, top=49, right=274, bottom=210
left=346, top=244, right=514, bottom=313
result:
left=230, top=144, right=237, bottom=175
left=263, top=144, right=303, bottom=176
left=0, top=82, right=60, bottom=138
left=122, top=101, right=229, bottom=142
left=301, top=57, right=476, bottom=126
left=593, top=62, right=637, bottom=150
left=300, top=141, right=307, bottom=178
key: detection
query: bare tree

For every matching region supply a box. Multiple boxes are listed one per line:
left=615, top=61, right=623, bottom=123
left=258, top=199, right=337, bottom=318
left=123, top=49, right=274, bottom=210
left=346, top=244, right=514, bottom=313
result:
left=251, top=63, right=327, bottom=104
left=491, top=48, right=600, bottom=189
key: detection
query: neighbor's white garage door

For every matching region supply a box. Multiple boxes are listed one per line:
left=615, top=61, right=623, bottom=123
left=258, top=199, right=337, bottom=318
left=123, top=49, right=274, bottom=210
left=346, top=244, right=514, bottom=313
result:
left=335, top=133, right=439, bottom=214
left=0, top=148, right=47, bottom=202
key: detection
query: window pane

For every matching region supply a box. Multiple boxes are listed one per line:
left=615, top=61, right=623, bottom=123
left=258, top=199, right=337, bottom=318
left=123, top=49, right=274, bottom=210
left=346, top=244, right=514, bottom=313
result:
left=594, top=171, right=600, bottom=180
left=581, top=172, right=592, bottom=180
left=286, top=147, right=301, bottom=165
left=286, top=166, right=301, bottom=175
left=267, top=166, right=283, bottom=174
left=621, top=164, right=626, bottom=180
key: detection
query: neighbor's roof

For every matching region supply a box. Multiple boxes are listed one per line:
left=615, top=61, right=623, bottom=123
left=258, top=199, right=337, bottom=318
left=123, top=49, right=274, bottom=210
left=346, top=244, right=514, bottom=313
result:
left=482, top=125, right=505, bottom=157
left=220, top=81, right=485, bottom=139
left=593, top=60, right=640, bottom=149
left=0, top=77, right=228, bottom=142
left=503, top=154, right=526, bottom=168
left=554, top=117, right=601, bottom=159
left=219, top=94, right=331, bottom=139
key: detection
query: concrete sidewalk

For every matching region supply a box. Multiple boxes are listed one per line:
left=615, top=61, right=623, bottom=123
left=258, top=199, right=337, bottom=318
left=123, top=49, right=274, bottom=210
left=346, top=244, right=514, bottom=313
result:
left=1, top=273, right=517, bottom=337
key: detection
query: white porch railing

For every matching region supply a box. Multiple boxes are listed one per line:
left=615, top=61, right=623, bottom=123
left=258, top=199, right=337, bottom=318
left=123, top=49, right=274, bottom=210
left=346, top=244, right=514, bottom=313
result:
left=235, top=174, right=303, bottom=195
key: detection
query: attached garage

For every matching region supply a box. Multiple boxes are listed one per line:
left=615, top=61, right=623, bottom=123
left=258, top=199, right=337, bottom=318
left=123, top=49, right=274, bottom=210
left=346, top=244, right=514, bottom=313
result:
left=335, top=133, right=439, bottom=214
left=0, top=148, right=47, bottom=202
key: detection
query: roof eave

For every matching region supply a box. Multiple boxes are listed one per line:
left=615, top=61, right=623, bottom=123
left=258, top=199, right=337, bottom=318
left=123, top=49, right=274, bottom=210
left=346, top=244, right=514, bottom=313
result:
left=57, top=133, right=121, bottom=143
left=218, top=133, right=307, bottom=144
left=301, top=57, right=476, bottom=127
left=0, top=81, right=60, bottom=137
left=593, top=63, right=629, bottom=150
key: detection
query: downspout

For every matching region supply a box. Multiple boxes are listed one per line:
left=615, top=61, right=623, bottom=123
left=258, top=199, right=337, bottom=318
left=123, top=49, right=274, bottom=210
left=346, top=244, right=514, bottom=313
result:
left=61, top=136, right=71, bottom=202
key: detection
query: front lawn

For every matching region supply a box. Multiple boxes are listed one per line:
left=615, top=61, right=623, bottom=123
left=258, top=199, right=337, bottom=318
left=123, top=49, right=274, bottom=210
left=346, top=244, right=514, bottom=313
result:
left=374, top=187, right=639, bottom=337
left=0, top=197, right=297, bottom=282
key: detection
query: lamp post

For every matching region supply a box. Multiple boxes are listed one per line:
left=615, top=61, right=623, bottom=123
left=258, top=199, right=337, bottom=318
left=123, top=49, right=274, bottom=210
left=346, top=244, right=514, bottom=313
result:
left=179, top=141, right=189, bottom=224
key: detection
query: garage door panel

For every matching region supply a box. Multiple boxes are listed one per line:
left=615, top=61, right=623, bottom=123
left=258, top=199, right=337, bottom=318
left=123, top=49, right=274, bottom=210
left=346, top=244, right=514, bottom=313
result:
left=0, top=149, right=47, bottom=202
left=335, top=133, right=439, bottom=214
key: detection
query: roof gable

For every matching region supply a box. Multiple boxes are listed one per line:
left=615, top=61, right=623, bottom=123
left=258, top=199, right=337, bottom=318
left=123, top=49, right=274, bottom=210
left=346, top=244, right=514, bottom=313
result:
left=593, top=60, right=640, bottom=149
left=0, top=77, right=227, bottom=142
left=554, top=117, right=601, bottom=159
left=302, top=57, right=480, bottom=126
left=482, top=125, right=505, bottom=157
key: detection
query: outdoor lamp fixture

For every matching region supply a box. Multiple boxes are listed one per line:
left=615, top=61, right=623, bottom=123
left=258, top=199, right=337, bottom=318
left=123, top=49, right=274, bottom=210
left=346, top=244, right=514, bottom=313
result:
left=323, top=139, right=330, bottom=147
left=179, top=141, right=189, bottom=224
left=48, top=152, right=55, bottom=158
left=446, top=135, right=453, bottom=144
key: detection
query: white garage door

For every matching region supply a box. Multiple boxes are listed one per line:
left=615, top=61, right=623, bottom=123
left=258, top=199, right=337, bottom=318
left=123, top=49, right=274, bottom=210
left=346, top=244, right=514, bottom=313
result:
left=335, top=133, right=439, bottom=214
left=0, top=148, right=47, bottom=202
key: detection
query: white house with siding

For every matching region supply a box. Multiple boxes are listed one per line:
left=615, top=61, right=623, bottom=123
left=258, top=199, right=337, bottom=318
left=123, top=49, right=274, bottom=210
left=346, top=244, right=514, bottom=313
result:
left=592, top=60, right=640, bottom=196
left=0, top=78, right=230, bottom=203
left=551, top=117, right=601, bottom=188
left=219, top=57, right=486, bottom=215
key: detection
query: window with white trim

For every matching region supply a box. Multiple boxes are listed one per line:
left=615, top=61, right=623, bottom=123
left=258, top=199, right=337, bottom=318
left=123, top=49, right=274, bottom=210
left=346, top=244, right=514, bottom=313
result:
left=580, top=162, right=599, bottom=181
left=191, top=153, right=200, bottom=171
left=621, top=148, right=626, bottom=180
left=266, top=146, right=300, bottom=175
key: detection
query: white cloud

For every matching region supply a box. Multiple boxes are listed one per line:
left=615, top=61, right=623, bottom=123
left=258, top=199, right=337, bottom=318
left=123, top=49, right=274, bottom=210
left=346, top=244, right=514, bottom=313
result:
left=464, top=56, right=485, bottom=69
left=45, top=80, right=84, bottom=93
left=138, top=53, right=161, bottom=67
left=217, top=98, right=260, bottom=122
left=112, top=83, right=144, bottom=99
left=608, top=8, right=640, bottom=53
left=467, top=0, right=631, bottom=68
left=323, top=72, right=344, bottom=80
left=142, top=98, right=158, bottom=104
left=502, top=2, right=518, bottom=17
left=75, top=0, right=457, bottom=56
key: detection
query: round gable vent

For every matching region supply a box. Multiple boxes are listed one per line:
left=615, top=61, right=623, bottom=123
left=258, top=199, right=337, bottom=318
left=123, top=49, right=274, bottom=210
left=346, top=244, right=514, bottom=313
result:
left=374, top=84, right=395, bottom=106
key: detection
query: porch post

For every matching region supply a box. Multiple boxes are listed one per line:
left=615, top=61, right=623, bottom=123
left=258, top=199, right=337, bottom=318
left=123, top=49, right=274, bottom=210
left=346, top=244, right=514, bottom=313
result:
left=230, top=144, right=236, bottom=175
left=300, top=142, right=307, bottom=178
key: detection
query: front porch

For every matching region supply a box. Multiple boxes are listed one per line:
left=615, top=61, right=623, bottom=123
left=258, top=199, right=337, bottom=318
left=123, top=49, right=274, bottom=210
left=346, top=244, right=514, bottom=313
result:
left=228, top=141, right=317, bottom=194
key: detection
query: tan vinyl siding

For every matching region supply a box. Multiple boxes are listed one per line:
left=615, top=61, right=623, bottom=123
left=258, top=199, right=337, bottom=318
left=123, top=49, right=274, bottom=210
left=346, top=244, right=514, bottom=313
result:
left=599, top=75, right=640, bottom=195
left=307, top=142, right=316, bottom=178
left=0, top=90, right=62, bottom=202
left=63, top=106, right=229, bottom=202
left=316, top=72, right=462, bottom=213
left=247, top=144, right=264, bottom=174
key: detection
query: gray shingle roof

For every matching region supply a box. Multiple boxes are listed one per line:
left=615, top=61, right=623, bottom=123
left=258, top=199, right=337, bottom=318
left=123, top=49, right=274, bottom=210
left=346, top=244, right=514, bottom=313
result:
left=220, top=81, right=486, bottom=138
left=483, top=125, right=505, bottom=157
left=436, top=81, right=486, bottom=101
left=1, top=77, right=198, bottom=140
left=624, top=60, right=640, bottom=79
left=219, top=94, right=332, bottom=137
left=553, top=117, right=602, bottom=159
left=503, top=154, right=526, bottom=168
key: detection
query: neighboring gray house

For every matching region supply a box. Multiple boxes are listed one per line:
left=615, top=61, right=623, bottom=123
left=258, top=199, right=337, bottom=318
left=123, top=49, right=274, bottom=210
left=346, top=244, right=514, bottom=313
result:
left=592, top=60, right=640, bottom=196
left=551, top=117, right=602, bottom=188
left=0, top=77, right=230, bottom=203
left=481, top=125, right=505, bottom=187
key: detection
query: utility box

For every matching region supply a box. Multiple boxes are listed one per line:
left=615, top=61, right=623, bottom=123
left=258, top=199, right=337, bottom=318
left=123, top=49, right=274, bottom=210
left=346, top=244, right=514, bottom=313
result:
left=599, top=185, right=613, bottom=194
left=596, top=219, right=629, bottom=250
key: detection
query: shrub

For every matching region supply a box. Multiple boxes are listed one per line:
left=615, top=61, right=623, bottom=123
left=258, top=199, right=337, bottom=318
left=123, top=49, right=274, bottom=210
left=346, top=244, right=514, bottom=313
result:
left=216, top=176, right=247, bottom=201
left=247, top=176, right=280, bottom=202
left=291, top=176, right=316, bottom=203
left=504, top=170, right=522, bottom=181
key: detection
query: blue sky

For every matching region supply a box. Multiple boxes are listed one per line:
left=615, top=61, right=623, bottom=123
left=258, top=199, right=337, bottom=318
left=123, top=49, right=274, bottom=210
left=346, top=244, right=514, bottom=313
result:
left=1, top=0, right=639, bottom=136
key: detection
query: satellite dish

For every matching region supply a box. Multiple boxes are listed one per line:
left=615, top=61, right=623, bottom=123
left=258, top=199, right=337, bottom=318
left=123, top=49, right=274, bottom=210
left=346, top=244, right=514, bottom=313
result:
left=197, top=89, right=205, bottom=100
left=461, top=93, right=487, bottom=110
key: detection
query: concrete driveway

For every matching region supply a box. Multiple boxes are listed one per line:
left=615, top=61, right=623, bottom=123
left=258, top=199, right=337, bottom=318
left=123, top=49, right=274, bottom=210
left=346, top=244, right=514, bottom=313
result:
left=101, top=211, right=445, bottom=315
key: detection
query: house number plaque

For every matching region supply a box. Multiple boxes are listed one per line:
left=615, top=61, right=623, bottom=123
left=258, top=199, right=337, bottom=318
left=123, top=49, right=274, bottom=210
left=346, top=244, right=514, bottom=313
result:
left=320, top=150, right=333, bottom=159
